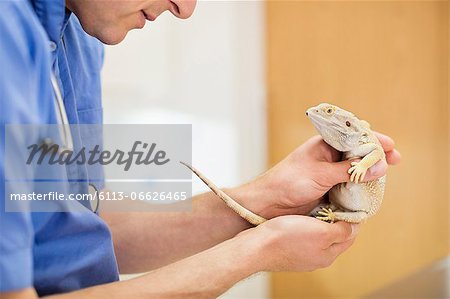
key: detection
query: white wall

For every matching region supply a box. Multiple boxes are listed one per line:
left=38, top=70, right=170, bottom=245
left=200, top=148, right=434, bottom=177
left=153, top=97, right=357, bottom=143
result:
left=101, top=2, right=268, bottom=298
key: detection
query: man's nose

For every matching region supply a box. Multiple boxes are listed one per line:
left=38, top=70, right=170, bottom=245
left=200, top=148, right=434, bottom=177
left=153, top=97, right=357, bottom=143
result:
left=170, top=0, right=197, bottom=19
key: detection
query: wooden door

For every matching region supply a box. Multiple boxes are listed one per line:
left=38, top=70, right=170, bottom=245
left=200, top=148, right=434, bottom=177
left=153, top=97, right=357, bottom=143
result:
left=266, top=1, right=449, bottom=298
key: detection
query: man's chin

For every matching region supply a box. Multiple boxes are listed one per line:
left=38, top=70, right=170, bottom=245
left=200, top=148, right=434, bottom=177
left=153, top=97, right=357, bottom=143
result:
left=95, top=29, right=128, bottom=45
left=81, top=24, right=128, bottom=45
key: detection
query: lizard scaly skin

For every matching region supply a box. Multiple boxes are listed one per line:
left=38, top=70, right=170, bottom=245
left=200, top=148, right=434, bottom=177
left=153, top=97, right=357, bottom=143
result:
left=306, top=103, right=386, bottom=223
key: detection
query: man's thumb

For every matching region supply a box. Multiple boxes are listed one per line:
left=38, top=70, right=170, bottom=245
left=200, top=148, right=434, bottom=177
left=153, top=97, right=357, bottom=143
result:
left=327, top=158, right=387, bottom=185
left=326, top=160, right=354, bottom=184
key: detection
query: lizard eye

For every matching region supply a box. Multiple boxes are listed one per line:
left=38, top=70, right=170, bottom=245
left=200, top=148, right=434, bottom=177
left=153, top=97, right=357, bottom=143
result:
left=326, top=108, right=334, bottom=114
left=346, top=121, right=351, bottom=127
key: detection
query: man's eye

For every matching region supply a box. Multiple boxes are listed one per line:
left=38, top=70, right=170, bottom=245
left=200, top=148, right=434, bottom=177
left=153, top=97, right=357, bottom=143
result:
left=346, top=121, right=351, bottom=127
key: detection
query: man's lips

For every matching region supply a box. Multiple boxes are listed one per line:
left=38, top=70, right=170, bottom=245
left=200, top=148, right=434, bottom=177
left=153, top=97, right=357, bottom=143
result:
left=142, top=10, right=156, bottom=21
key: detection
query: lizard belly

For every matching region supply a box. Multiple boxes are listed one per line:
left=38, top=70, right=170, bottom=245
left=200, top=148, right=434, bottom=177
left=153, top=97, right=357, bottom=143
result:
left=329, top=175, right=386, bottom=216
left=329, top=182, right=371, bottom=213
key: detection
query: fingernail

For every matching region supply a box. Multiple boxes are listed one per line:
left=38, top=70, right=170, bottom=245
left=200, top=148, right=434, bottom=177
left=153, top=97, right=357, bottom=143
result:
left=350, top=224, right=360, bottom=239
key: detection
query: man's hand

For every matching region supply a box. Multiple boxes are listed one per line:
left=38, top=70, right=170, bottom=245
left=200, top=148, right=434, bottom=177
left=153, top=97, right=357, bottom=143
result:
left=251, top=215, right=359, bottom=272
left=233, top=133, right=401, bottom=219
left=103, top=133, right=400, bottom=274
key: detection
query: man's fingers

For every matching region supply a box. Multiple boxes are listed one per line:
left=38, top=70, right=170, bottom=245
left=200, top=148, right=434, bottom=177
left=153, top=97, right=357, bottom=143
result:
left=321, top=222, right=359, bottom=267
left=373, top=131, right=402, bottom=166
left=327, top=222, right=359, bottom=244
left=375, top=132, right=402, bottom=164
left=386, top=149, right=402, bottom=165
left=329, top=237, right=356, bottom=257
left=364, top=159, right=388, bottom=181
left=374, top=132, right=395, bottom=152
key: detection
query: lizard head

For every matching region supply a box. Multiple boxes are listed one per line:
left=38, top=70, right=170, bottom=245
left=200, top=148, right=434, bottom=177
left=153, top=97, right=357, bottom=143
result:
left=306, top=103, right=368, bottom=152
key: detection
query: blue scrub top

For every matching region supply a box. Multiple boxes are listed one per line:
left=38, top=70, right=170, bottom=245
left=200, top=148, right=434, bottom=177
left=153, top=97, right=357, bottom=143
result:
left=0, top=0, right=119, bottom=295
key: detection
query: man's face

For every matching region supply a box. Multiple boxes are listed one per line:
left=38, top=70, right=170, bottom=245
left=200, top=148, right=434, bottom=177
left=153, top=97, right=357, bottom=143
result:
left=66, top=0, right=197, bottom=45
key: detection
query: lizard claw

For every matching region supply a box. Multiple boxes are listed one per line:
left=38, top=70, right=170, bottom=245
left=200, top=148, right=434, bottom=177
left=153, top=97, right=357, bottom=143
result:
left=348, top=161, right=368, bottom=183
left=316, top=207, right=336, bottom=223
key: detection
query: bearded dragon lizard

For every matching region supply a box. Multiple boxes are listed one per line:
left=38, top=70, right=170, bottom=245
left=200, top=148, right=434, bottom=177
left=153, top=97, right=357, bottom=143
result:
left=306, top=103, right=386, bottom=223
left=181, top=103, right=386, bottom=225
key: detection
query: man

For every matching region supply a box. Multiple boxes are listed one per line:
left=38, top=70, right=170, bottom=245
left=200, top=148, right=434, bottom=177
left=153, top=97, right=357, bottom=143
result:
left=0, top=0, right=401, bottom=298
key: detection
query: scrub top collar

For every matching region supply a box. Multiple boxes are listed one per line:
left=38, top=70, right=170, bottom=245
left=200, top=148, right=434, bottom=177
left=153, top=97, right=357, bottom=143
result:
left=31, top=0, right=71, bottom=60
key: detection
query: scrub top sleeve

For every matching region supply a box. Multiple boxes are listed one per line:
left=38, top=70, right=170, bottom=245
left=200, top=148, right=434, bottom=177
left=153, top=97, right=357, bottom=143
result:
left=0, top=2, right=52, bottom=291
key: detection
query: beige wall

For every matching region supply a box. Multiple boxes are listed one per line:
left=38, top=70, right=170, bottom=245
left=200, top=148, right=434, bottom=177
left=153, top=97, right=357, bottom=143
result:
left=266, top=1, right=449, bottom=298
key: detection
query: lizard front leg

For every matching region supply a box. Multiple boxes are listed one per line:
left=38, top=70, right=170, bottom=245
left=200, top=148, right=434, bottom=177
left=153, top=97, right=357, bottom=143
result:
left=348, top=143, right=385, bottom=183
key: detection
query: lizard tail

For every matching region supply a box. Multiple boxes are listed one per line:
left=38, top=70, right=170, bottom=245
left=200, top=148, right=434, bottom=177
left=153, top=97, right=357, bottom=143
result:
left=180, top=161, right=267, bottom=226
